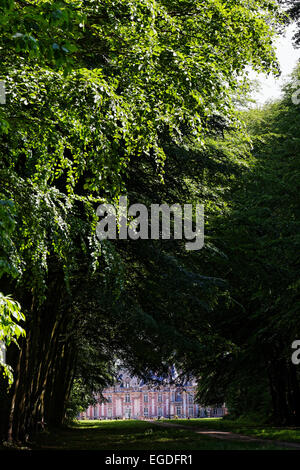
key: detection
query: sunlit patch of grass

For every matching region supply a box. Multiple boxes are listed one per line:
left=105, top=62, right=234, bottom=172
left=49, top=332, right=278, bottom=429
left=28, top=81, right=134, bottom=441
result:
left=162, top=418, right=300, bottom=443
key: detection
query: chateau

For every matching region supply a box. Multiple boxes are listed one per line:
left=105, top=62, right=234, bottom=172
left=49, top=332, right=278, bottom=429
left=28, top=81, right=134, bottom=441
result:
left=81, top=370, right=227, bottom=420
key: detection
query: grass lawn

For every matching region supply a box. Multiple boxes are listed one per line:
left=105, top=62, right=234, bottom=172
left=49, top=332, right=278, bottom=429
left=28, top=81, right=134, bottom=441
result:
left=162, top=418, right=300, bottom=443
left=29, top=419, right=292, bottom=451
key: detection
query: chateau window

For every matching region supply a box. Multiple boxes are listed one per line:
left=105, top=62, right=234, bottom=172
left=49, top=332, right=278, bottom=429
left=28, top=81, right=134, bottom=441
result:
left=176, top=406, right=182, bottom=416
left=188, top=406, right=193, bottom=417
left=143, top=394, right=148, bottom=403
left=158, top=393, right=162, bottom=402
left=107, top=408, right=112, bottom=418
left=107, top=395, right=112, bottom=403
left=157, top=407, right=162, bottom=417
left=188, top=394, right=193, bottom=404
left=144, top=407, right=148, bottom=417
left=125, top=393, right=130, bottom=403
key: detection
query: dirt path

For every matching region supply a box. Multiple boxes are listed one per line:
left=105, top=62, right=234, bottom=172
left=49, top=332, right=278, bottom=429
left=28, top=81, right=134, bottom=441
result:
left=148, top=420, right=300, bottom=449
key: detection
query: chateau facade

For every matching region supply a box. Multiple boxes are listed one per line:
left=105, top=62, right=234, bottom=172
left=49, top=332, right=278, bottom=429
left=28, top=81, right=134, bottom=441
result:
left=81, top=371, right=227, bottom=420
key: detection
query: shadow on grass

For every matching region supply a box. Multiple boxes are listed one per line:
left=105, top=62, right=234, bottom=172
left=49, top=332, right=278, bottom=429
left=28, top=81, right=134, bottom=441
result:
left=30, top=420, right=291, bottom=451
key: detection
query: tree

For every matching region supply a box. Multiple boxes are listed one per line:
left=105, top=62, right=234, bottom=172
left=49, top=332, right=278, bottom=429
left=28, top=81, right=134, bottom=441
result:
left=280, top=1, right=300, bottom=46
left=194, top=65, right=300, bottom=425
left=0, top=0, right=284, bottom=442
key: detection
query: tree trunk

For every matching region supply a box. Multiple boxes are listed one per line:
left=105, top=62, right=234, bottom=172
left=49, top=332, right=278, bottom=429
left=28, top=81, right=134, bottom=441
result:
left=4, top=269, right=76, bottom=443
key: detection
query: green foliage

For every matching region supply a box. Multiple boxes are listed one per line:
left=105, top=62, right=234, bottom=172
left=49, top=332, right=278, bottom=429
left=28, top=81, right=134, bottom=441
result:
left=0, top=197, right=24, bottom=386
left=65, top=379, right=97, bottom=421
left=194, top=63, right=300, bottom=424
left=0, top=0, right=288, bottom=438
left=280, top=0, right=300, bottom=46
left=0, top=0, right=83, bottom=67
left=0, top=198, right=20, bottom=278
left=0, top=294, right=25, bottom=348
left=0, top=293, right=25, bottom=386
